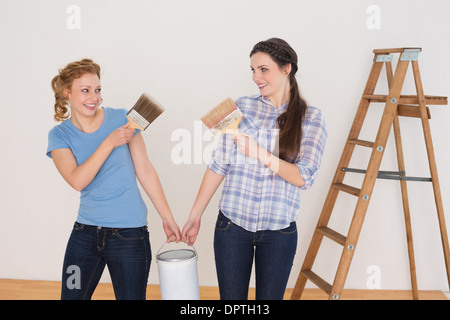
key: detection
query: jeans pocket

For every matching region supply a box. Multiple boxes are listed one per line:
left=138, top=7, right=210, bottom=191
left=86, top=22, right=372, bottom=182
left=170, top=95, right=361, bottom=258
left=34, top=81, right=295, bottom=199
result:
left=73, top=222, right=84, bottom=232
left=215, top=211, right=232, bottom=231
left=277, top=221, right=297, bottom=235
left=113, top=227, right=146, bottom=241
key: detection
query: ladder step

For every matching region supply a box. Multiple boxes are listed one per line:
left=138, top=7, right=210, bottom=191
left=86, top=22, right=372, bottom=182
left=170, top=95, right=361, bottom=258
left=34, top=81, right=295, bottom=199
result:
left=363, top=94, right=447, bottom=105
left=301, top=270, right=332, bottom=295
left=373, top=47, right=422, bottom=54
left=398, top=104, right=431, bottom=119
left=317, top=227, right=347, bottom=245
left=348, top=139, right=375, bottom=148
left=332, top=183, right=361, bottom=197
left=342, top=167, right=432, bottom=182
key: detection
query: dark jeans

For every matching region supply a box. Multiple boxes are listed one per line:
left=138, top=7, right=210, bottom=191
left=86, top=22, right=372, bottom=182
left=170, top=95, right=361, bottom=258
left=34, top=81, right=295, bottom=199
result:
left=61, top=222, right=151, bottom=300
left=214, top=211, right=297, bottom=300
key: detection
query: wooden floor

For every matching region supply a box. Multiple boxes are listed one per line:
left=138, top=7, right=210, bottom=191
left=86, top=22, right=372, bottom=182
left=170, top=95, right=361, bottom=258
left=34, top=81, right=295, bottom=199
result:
left=0, top=279, right=447, bottom=300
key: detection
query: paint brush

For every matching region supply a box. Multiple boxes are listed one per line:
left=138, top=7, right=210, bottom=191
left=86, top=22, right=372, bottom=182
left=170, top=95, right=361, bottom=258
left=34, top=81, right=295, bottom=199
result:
left=201, top=98, right=243, bottom=135
left=126, top=93, right=165, bottom=131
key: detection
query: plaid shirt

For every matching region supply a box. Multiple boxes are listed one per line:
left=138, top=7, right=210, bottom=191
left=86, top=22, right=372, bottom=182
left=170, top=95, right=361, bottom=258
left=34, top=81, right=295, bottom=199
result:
left=208, top=94, right=327, bottom=232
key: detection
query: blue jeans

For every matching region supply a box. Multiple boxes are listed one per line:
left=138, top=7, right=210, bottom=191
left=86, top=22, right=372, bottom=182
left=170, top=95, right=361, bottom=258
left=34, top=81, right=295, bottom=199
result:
left=214, top=211, right=297, bottom=300
left=61, top=222, right=151, bottom=300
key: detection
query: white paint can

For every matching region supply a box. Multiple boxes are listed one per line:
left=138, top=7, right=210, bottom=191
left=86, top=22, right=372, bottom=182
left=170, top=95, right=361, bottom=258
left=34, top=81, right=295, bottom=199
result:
left=156, top=243, right=200, bottom=300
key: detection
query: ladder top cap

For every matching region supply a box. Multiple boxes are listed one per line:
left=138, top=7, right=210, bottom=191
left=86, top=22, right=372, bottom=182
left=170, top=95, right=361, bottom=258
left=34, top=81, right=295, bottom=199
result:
left=373, top=47, right=422, bottom=54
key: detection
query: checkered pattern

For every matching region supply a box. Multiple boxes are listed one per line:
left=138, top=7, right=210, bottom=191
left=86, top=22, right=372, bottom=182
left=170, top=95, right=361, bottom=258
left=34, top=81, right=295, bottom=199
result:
left=208, top=95, right=327, bottom=232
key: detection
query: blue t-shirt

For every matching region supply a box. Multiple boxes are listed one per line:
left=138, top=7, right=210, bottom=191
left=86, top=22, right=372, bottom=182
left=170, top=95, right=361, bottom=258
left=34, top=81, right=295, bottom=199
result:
left=46, top=107, right=147, bottom=228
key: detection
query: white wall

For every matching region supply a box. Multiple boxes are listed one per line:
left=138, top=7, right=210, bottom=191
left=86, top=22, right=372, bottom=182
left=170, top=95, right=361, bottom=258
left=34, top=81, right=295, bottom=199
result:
left=1, top=0, right=449, bottom=292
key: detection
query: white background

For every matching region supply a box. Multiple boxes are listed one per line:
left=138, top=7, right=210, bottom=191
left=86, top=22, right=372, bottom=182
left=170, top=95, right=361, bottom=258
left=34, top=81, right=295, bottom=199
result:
left=1, top=0, right=449, bottom=293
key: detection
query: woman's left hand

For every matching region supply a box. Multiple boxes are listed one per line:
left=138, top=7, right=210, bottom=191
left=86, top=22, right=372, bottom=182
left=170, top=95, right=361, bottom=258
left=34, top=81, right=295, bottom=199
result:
left=233, top=133, right=260, bottom=159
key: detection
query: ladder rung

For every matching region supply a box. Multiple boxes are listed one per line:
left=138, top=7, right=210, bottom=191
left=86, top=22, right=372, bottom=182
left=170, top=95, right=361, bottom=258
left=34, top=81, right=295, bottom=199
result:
left=348, top=139, right=375, bottom=148
left=342, top=167, right=432, bottom=182
left=317, top=227, right=347, bottom=246
left=332, top=183, right=361, bottom=197
left=301, top=270, right=332, bottom=295
left=363, top=94, right=448, bottom=105
left=398, top=104, right=431, bottom=119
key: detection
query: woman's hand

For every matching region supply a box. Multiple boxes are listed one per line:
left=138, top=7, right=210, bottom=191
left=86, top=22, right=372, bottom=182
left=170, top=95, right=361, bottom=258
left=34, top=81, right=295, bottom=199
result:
left=233, top=133, right=271, bottom=166
left=233, top=133, right=260, bottom=159
left=163, top=217, right=182, bottom=243
left=182, top=216, right=201, bottom=246
left=107, top=122, right=135, bottom=149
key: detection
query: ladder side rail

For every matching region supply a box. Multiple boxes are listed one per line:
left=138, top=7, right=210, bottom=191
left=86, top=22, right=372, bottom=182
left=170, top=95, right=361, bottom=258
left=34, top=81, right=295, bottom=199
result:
left=412, top=60, right=450, bottom=290
left=392, top=112, right=419, bottom=299
left=386, top=58, right=419, bottom=299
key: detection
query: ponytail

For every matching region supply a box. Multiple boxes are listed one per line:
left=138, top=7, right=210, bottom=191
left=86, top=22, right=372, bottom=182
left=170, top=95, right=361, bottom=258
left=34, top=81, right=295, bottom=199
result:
left=277, top=75, right=307, bottom=163
left=51, top=75, right=70, bottom=122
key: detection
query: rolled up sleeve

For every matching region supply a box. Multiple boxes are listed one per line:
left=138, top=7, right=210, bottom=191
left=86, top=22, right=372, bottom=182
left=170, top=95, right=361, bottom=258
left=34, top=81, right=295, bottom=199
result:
left=295, top=107, right=327, bottom=190
left=207, top=134, right=233, bottom=176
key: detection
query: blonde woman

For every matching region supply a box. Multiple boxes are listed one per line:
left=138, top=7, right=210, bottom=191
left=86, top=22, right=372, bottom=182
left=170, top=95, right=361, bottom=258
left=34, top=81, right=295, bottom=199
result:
left=47, top=59, right=180, bottom=299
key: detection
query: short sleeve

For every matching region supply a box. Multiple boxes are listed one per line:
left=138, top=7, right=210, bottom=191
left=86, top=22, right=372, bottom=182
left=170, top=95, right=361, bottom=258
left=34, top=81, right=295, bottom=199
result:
left=207, top=133, right=232, bottom=176
left=46, top=126, right=70, bottom=158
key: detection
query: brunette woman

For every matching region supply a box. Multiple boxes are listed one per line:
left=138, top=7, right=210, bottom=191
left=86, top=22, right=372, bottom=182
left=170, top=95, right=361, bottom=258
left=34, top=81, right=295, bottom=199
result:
left=47, top=59, right=180, bottom=299
left=182, top=38, right=327, bottom=299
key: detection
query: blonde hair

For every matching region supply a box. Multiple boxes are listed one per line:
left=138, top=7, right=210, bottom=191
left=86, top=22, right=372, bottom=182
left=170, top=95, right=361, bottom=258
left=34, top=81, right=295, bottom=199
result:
left=51, top=59, right=101, bottom=122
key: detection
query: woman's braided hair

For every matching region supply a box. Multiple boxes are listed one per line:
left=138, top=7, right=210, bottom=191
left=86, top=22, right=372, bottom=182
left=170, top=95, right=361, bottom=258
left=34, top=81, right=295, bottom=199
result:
left=251, top=40, right=297, bottom=66
left=250, top=38, right=306, bottom=163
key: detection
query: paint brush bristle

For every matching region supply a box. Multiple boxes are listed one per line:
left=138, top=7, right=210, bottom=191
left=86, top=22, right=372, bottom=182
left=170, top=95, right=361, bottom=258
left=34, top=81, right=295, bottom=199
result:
left=126, top=93, right=165, bottom=130
left=201, top=98, right=243, bottom=135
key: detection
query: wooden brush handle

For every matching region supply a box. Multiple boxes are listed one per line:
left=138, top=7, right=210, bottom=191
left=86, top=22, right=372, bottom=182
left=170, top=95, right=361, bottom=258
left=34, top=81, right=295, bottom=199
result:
left=126, top=115, right=143, bottom=130
left=221, top=116, right=243, bottom=135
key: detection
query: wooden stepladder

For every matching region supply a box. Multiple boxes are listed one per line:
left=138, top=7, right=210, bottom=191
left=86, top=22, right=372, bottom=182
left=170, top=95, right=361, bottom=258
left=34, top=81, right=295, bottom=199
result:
left=291, top=48, right=450, bottom=300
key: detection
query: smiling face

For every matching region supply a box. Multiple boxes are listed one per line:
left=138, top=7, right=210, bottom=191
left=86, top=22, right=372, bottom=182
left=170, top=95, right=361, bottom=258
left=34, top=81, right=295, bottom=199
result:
left=64, top=73, right=102, bottom=119
left=250, top=52, right=291, bottom=106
